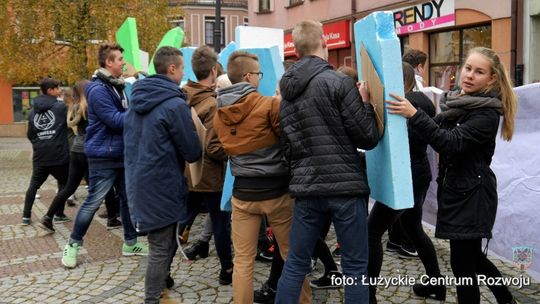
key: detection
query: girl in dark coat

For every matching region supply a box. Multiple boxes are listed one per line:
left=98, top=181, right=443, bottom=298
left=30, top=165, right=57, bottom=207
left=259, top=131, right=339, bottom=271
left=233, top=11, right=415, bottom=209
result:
left=367, top=63, right=443, bottom=303
left=388, top=47, right=518, bottom=304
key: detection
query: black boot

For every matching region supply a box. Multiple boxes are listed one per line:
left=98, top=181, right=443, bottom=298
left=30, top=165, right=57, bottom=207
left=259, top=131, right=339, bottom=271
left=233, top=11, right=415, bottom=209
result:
left=413, top=281, right=446, bottom=301
left=184, top=240, right=209, bottom=260
left=166, top=274, right=174, bottom=289
left=369, top=285, right=378, bottom=304
left=219, top=265, right=233, bottom=285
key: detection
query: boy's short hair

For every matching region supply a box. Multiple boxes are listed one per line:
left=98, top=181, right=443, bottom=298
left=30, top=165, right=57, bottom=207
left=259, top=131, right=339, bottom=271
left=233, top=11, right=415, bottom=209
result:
left=337, top=66, right=358, bottom=82
left=402, top=49, right=427, bottom=68
left=226, top=51, right=259, bottom=84
left=153, top=46, right=183, bottom=75
left=39, top=77, right=60, bottom=95
left=292, top=20, right=323, bottom=58
left=192, top=45, right=218, bottom=81
left=98, top=43, right=124, bottom=68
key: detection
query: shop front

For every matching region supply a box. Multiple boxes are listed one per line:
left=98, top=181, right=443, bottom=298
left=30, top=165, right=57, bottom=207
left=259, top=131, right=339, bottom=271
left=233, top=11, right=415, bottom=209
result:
left=284, top=19, right=352, bottom=68
left=390, top=0, right=512, bottom=90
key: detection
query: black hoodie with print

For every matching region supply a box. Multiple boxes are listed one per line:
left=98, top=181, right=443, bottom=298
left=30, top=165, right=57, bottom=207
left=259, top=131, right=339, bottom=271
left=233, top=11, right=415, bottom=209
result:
left=27, top=94, right=69, bottom=166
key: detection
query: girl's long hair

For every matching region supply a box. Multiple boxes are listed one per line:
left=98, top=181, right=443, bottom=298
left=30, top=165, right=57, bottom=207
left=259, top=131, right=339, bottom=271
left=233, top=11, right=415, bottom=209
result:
left=72, top=79, right=90, bottom=120
left=467, top=47, right=517, bottom=141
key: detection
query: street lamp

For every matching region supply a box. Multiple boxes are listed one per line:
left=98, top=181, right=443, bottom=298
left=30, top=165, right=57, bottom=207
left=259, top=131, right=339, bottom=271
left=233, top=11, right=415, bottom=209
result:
left=214, top=0, right=222, bottom=53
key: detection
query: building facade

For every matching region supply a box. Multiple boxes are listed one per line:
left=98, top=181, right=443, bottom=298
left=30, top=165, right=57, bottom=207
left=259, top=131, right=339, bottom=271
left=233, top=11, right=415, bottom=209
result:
left=170, top=0, right=248, bottom=49
left=249, top=0, right=531, bottom=90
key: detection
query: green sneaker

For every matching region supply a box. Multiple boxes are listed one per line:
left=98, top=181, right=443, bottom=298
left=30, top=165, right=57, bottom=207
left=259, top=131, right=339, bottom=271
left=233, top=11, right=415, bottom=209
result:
left=122, top=242, right=148, bottom=256
left=61, top=243, right=80, bottom=268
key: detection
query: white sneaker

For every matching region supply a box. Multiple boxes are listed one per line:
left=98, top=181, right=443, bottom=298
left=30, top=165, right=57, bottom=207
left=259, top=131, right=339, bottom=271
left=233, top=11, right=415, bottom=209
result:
left=35, top=194, right=41, bottom=199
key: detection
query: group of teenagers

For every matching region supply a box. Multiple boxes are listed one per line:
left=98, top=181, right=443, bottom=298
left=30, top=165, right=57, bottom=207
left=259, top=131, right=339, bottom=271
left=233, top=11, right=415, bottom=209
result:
left=23, top=19, right=519, bottom=304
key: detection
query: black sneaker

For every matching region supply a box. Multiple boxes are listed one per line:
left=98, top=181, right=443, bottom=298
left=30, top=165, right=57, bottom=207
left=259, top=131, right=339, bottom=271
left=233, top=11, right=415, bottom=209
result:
left=398, top=247, right=419, bottom=259
left=256, top=248, right=273, bottom=262
left=219, top=266, right=233, bottom=285
left=310, top=270, right=343, bottom=289
left=185, top=240, right=209, bottom=260
left=254, top=282, right=276, bottom=304
left=386, top=240, right=401, bottom=252
left=38, top=216, right=55, bottom=233
left=53, top=215, right=72, bottom=223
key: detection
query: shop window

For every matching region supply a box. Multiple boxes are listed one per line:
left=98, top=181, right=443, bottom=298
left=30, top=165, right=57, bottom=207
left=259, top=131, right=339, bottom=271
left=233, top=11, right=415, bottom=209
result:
left=429, top=25, right=491, bottom=91
left=12, top=87, right=41, bottom=122
left=400, top=35, right=410, bottom=55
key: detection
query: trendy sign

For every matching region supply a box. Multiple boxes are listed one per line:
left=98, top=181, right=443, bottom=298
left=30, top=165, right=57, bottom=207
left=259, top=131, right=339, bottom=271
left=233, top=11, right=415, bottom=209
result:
left=393, top=0, right=455, bottom=34
left=284, top=20, right=350, bottom=56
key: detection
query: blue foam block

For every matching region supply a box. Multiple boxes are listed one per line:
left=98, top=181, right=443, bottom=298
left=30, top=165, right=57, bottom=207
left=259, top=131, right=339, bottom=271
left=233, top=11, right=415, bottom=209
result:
left=180, top=47, right=197, bottom=83
left=218, top=46, right=283, bottom=210
left=220, top=162, right=233, bottom=211
left=354, top=12, right=413, bottom=210
left=238, top=46, right=284, bottom=97
left=218, top=42, right=238, bottom=72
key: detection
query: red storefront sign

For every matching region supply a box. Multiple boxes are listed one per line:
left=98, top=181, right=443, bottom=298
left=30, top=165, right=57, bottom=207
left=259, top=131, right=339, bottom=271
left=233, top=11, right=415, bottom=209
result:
left=284, top=20, right=350, bottom=57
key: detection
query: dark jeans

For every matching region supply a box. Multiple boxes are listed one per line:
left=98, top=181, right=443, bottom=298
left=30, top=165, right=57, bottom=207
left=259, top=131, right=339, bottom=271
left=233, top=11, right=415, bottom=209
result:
left=145, top=223, right=178, bottom=304
left=368, top=181, right=441, bottom=286
left=23, top=163, right=69, bottom=218
left=69, top=167, right=137, bottom=245
left=185, top=192, right=233, bottom=270
left=104, top=187, right=119, bottom=219
left=276, top=196, right=369, bottom=304
left=312, top=217, right=338, bottom=274
left=46, top=152, right=87, bottom=218
left=450, top=239, right=513, bottom=304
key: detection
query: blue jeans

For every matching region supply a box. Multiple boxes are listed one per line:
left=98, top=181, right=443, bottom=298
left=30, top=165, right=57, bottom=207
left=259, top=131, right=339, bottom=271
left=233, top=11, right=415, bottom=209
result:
left=276, top=196, right=369, bottom=304
left=69, top=167, right=137, bottom=245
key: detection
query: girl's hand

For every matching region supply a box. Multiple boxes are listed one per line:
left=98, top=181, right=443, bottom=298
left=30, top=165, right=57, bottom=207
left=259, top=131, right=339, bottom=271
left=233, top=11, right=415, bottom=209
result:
left=358, top=80, right=370, bottom=104
left=386, top=93, right=417, bottom=118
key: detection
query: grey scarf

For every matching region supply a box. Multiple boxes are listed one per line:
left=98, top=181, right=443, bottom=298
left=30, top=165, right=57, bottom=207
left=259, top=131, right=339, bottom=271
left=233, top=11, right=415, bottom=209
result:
left=93, top=68, right=125, bottom=88
left=439, top=90, right=502, bottom=120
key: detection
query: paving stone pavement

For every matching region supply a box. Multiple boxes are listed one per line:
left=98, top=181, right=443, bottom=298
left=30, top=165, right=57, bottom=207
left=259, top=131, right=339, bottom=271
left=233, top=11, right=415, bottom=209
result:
left=0, top=137, right=538, bottom=303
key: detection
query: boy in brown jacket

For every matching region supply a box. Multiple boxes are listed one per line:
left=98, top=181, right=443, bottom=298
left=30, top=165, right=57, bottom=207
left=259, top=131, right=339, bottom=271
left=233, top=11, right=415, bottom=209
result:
left=213, top=51, right=312, bottom=304
left=182, top=45, right=233, bottom=285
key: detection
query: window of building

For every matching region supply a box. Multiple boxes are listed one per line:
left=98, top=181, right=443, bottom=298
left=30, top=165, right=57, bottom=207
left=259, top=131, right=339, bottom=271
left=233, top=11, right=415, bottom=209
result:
left=12, top=87, right=41, bottom=122
left=400, top=35, right=410, bottom=55
left=244, top=17, right=249, bottom=26
left=205, top=17, right=225, bottom=48
left=259, top=0, right=271, bottom=12
left=287, top=0, right=303, bottom=7
left=169, top=17, right=184, bottom=30
left=429, top=25, right=491, bottom=91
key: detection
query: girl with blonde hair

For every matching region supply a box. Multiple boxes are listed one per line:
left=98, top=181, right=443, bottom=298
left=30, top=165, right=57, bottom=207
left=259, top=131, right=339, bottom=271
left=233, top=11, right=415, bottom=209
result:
left=388, top=47, right=517, bottom=304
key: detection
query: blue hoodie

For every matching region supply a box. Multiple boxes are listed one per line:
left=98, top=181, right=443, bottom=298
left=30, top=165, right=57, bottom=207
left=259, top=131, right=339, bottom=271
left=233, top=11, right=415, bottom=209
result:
left=124, top=74, right=202, bottom=234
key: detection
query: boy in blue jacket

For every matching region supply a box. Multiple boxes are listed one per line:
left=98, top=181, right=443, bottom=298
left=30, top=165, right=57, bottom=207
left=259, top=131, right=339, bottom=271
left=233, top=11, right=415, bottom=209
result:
left=61, top=43, right=148, bottom=268
left=124, top=46, right=201, bottom=303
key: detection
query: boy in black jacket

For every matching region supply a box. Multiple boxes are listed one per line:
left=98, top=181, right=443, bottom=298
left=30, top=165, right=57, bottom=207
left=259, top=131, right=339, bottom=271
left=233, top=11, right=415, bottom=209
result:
left=22, top=77, right=70, bottom=225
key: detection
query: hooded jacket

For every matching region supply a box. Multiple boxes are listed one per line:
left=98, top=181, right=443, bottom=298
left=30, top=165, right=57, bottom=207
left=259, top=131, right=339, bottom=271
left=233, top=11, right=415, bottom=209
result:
left=182, top=80, right=227, bottom=192
left=279, top=56, right=379, bottom=197
left=85, top=77, right=126, bottom=167
left=408, top=91, right=501, bottom=239
left=124, top=74, right=202, bottom=234
left=27, top=94, right=69, bottom=166
left=213, top=82, right=289, bottom=200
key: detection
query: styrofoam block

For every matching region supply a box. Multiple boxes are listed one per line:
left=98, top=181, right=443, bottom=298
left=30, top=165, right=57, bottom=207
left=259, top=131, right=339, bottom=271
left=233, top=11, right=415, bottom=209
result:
left=354, top=11, right=413, bottom=210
